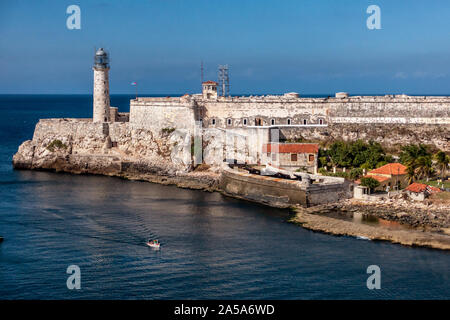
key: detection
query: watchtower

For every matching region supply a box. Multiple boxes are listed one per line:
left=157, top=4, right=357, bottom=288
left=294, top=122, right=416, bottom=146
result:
left=93, top=48, right=111, bottom=122
left=202, top=81, right=218, bottom=100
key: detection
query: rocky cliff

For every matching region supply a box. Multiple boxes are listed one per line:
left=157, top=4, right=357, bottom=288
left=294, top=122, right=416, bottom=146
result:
left=13, top=118, right=219, bottom=190
left=280, top=123, right=450, bottom=152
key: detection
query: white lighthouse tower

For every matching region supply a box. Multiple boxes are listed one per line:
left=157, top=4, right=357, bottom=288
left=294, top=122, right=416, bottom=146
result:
left=93, top=48, right=111, bottom=123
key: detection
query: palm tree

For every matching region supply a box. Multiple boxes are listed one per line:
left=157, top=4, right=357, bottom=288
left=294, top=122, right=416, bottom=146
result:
left=415, top=155, right=433, bottom=181
left=406, top=165, right=416, bottom=184
left=434, top=151, right=450, bottom=182
left=400, top=144, right=431, bottom=183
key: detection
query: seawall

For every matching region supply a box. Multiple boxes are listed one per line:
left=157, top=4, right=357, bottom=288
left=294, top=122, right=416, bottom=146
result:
left=219, top=167, right=353, bottom=207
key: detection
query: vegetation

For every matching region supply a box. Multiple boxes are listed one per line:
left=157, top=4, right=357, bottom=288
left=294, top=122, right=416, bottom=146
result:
left=418, top=179, right=450, bottom=189
left=349, top=168, right=363, bottom=180
left=317, top=140, right=393, bottom=181
left=360, top=177, right=380, bottom=191
left=320, top=140, right=392, bottom=170
left=399, top=144, right=434, bottom=183
left=161, top=127, right=175, bottom=134
left=434, top=151, right=450, bottom=182
left=46, top=139, right=68, bottom=152
left=316, top=141, right=449, bottom=189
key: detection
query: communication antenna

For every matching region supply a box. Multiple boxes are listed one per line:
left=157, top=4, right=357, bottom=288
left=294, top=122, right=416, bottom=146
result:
left=201, top=61, right=204, bottom=84
left=218, top=65, right=230, bottom=97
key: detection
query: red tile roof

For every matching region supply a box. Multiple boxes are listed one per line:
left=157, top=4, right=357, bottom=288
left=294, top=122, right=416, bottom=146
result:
left=202, top=80, right=218, bottom=85
left=262, top=143, right=319, bottom=154
left=368, top=163, right=407, bottom=176
left=405, top=182, right=441, bottom=194
left=355, top=175, right=390, bottom=184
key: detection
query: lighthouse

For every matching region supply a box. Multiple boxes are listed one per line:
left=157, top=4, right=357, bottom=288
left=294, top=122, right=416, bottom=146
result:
left=93, top=48, right=111, bottom=123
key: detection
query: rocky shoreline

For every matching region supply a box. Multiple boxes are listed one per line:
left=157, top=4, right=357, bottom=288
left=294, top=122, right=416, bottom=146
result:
left=14, top=160, right=450, bottom=250
left=290, top=198, right=450, bottom=250
left=290, top=209, right=450, bottom=250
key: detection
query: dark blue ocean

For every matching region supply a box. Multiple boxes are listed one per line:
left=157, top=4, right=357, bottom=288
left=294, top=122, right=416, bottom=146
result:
left=0, top=95, right=449, bottom=299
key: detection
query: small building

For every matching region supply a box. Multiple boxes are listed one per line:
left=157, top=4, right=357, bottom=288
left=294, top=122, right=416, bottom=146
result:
left=284, top=92, right=300, bottom=98
left=404, top=182, right=442, bottom=201
left=262, top=143, right=319, bottom=173
left=356, top=163, right=408, bottom=191
left=202, top=81, right=218, bottom=100
left=335, top=92, right=349, bottom=99
left=354, top=185, right=370, bottom=199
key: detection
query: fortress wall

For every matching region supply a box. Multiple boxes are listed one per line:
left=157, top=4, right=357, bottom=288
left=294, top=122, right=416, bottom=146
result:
left=32, top=119, right=107, bottom=153
left=129, top=102, right=196, bottom=132
left=327, top=100, right=450, bottom=118
left=331, top=117, right=450, bottom=124
left=219, top=168, right=307, bottom=207
left=202, top=101, right=328, bottom=127
left=306, top=181, right=354, bottom=206
left=199, top=96, right=450, bottom=128
left=202, top=127, right=270, bottom=165
left=219, top=167, right=352, bottom=207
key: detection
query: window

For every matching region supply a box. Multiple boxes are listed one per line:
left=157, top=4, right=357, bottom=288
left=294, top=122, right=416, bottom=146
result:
left=319, top=119, right=323, bottom=125
left=227, top=118, right=232, bottom=126
left=211, top=119, right=216, bottom=125
left=243, top=118, right=248, bottom=125
left=303, top=119, right=307, bottom=125
left=271, top=119, right=275, bottom=125
left=309, top=154, right=315, bottom=162
left=271, top=154, right=277, bottom=161
left=267, top=153, right=270, bottom=157
left=287, top=118, right=291, bottom=125
left=291, top=153, right=298, bottom=162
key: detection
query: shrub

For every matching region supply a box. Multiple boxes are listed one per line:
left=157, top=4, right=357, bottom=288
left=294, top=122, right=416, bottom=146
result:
left=46, top=139, right=68, bottom=152
left=161, top=127, right=175, bottom=134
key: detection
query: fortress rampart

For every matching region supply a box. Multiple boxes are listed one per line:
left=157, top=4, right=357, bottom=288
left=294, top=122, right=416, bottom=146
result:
left=128, top=94, right=450, bottom=132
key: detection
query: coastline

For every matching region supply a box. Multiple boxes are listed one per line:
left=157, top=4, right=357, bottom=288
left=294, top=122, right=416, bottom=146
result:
left=14, top=161, right=450, bottom=250
left=290, top=201, right=450, bottom=250
left=12, top=124, right=450, bottom=251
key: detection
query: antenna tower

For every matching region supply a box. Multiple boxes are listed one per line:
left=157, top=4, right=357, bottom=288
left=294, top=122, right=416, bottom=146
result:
left=218, top=65, right=230, bottom=97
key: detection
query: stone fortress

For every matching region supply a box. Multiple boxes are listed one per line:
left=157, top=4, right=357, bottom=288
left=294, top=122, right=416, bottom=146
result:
left=12, top=49, right=450, bottom=207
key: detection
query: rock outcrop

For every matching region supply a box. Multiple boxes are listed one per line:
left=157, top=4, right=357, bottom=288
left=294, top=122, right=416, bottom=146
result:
left=13, top=118, right=219, bottom=190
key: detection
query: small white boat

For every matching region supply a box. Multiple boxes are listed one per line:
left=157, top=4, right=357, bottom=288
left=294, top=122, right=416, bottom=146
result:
left=356, top=236, right=371, bottom=241
left=146, top=240, right=160, bottom=249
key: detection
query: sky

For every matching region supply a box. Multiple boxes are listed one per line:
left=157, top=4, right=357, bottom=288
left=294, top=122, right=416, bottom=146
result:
left=1, top=0, right=450, bottom=95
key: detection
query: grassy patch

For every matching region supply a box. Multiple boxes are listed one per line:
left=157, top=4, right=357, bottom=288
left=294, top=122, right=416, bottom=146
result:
left=418, top=179, right=450, bottom=189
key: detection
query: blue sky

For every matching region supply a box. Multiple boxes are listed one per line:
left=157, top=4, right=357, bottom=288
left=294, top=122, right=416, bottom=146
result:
left=1, top=0, right=450, bottom=94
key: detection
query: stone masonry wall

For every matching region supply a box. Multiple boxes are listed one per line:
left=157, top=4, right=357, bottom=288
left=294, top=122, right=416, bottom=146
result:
left=129, top=98, right=196, bottom=131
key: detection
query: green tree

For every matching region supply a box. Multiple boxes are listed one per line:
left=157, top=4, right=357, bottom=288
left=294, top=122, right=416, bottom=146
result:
left=360, top=177, right=380, bottom=193
left=349, top=168, right=363, bottom=180
left=415, top=155, right=433, bottom=180
left=434, top=151, right=450, bottom=181
left=400, top=144, right=432, bottom=183
left=328, top=141, right=352, bottom=168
